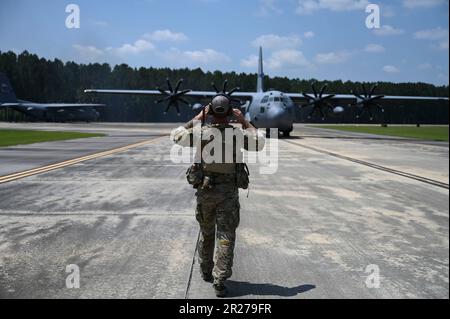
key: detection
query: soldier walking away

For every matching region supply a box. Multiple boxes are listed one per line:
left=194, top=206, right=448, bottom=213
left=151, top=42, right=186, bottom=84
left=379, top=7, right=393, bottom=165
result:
left=172, top=95, right=265, bottom=297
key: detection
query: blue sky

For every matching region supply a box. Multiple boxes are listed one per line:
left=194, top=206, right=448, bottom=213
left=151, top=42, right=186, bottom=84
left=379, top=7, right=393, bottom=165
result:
left=0, top=0, right=448, bottom=85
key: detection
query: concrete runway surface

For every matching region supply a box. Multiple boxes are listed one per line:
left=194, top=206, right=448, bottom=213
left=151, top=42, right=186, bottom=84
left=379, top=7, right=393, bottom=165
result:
left=0, top=122, right=448, bottom=299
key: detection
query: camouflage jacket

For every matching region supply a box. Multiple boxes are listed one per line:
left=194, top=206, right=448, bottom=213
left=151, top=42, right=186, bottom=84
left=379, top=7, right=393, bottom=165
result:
left=171, top=123, right=265, bottom=174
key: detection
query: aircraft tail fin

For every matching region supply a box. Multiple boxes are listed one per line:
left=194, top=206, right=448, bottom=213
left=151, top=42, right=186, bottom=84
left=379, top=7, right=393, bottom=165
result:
left=256, top=46, right=264, bottom=93
left=0, top=73, right=17, bottom=104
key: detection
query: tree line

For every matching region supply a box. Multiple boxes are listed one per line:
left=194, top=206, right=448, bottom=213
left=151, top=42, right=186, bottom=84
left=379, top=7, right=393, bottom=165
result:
left=0, top=50, right=448, bottom=123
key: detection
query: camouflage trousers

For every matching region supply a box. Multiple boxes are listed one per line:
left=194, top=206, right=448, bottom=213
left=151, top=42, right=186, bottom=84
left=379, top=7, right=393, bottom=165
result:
left=195, top=181, right=240, bottom=283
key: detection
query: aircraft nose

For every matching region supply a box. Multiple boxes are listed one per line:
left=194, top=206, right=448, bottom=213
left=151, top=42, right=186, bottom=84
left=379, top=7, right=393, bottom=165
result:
left=268, top=106, right=291, bottom=128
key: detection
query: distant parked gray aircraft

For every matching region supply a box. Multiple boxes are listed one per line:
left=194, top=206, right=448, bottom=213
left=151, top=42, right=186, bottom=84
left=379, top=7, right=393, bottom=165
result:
left=85, top=47, right=449, bottom=136
left=0, top=73, right=103, bottom=122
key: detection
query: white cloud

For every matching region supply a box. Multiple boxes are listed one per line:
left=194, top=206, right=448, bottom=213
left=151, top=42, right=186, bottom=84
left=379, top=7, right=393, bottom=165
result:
left=10, top=48, right=21, bottom=55
left=373, top=25, right=405, bottom=36
left=184, top=49, right=230, bottom=63
left=266, top=49, right=311, bottom=69
left=365, top=43, right=386, bottom=53
left=414, top=27, right=449, bottom=40
left=162, top=48, right=230, bottom=65
left=438, top=73, right=449, bottom=83
left=314, top=50, right=352, bottom=64
left=73, top=44, right=104, bottom=61
left=303, top=31, right=315, bottom=38
left=418, top=63, right=433, bottom=70
left=240, top=55, right=259, bottom=68
left=414, top=27, right=449, bottom=50
left=240, top=49, right=311, bottom=69
left=428, top=39, right=450, bottom=50
left=296, top=0, right=369, bottom=14
left=74, top=37, right=155, bottom=61
left=92, top=20, right=109, bottom=27
left=73, top=29, right=232, bottom=69
left=144, top=29, right=188, bottom=42
left=403, top=0, right=448, bottom=8
left=115, top=39, right=155, bottom=55
left=252, top=34, right=302, bottom=49
left=438, top=40, right=449, bottom=50
left=381, top=5, right=396, bottom=17
left=382, top=65, right=400, bottom=73
left=75, top=30, right=188, bottom=60
left=256, top=0, right=283, bottom=16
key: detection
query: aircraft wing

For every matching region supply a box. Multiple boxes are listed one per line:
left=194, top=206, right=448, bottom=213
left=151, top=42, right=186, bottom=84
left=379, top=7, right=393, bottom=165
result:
left=284, top=93, right=449, bottom=101
left=26, top=103, right=105, bottom=108
left=3, top=102, right=105, bottom=108
left=84, top=89, right=255, bottom=99
left=285, top=91, right=448, bottom=119
left=84, top=89, right=449, bottom=101
left=367, top=95, right=448, bottom=101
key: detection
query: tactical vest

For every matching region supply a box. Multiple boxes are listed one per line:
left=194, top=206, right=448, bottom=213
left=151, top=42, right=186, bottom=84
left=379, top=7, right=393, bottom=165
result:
left=198, top=123, right=243, bottom=174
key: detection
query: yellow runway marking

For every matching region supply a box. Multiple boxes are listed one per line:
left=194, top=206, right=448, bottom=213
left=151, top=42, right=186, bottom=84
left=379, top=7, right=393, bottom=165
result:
left=0, top=136, right=167, bottom=184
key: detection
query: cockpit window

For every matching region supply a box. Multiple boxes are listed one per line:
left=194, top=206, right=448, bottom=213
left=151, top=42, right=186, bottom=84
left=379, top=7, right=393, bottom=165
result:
left=261, top=96, right=269, bottom=103
left=269, top=97, right=274, bottom=102
left=274, top=97, right=281, bottom=102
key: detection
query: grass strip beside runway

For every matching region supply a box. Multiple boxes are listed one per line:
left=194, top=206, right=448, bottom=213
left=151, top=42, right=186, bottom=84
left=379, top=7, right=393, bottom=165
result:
left=0, top=129, right=105, bottom=147
left=316, top=125, right=449, bottom=141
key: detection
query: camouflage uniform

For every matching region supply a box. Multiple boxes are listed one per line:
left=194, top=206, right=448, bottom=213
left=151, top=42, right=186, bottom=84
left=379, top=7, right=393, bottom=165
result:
left=196, top=177, right=240, bottom=281
left=172, top=123, right=264, bottom=284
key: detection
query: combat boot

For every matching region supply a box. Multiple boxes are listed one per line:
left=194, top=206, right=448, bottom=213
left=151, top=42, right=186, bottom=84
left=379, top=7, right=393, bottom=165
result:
left=200, top=270, right=213, bottom=283
left=213, top=281, right=227, bottom=298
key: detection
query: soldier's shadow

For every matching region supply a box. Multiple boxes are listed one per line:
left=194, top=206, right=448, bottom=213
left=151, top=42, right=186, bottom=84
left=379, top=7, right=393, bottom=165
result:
left=225, top=281, right=316, bottom=298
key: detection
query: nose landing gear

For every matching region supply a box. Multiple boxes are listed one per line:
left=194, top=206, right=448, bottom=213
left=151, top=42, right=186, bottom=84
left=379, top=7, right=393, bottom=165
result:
left=265, top=127, right=293, bottom=138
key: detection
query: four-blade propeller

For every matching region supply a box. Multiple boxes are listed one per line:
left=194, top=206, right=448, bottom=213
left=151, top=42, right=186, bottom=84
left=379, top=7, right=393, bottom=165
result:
left=301, top=82, right=336, bottom=120
left=350, top=83, right=385, bottom=121
left=155, top=78, right=191, bottom=115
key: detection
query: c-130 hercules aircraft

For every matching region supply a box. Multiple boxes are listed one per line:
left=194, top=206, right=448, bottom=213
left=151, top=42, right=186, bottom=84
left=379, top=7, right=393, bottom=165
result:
left=0, top=73, right=104, bottom=122
left=85, top=47, right=448, bottom=137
